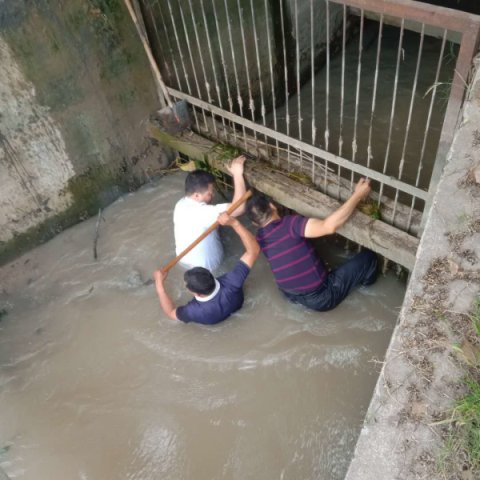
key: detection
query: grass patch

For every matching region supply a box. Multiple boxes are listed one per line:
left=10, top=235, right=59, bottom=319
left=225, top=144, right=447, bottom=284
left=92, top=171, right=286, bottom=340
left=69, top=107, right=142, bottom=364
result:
left=440, top=376, right=480, bottom=475
left=439, top=297, right=480, bottom=477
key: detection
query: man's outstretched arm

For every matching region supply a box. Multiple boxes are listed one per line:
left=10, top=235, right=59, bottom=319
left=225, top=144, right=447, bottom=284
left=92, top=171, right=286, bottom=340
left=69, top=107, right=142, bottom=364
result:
left=304, top=178, right=372, bottom=238
left=226, top=155, right=247, bottom=217
left=153, top=270, right=178, bottom=320
left=217, top=213, right=260, bottom=268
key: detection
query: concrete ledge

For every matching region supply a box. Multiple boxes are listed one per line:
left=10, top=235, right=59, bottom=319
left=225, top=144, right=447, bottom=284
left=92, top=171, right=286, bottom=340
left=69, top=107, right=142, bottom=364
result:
left=149, top=125, right=418, bottom=269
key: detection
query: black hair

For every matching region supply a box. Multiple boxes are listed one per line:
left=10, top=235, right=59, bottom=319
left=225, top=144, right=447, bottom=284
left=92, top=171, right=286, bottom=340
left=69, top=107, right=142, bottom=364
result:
left=184, top=267, right=216, bottom=295
left=246, top=192, right=273, bottom=226
left=185, top=170, right=215, bottom=196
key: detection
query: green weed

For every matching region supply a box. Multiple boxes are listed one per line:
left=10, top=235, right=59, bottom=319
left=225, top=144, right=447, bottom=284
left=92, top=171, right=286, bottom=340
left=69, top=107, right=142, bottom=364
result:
left=359, top=200, right=382, bottom=220
left=438, top=377, right=480, bottom=476
left=211, top=143, right=242, bottom=162
left=454, top=377, right=480, bottom=468
left=441, top=297, right=480, bottom=476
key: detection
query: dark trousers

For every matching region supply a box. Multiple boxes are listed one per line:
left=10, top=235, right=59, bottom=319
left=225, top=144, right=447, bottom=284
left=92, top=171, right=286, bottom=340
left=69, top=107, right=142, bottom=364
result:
left=281, top=250, right=378, bottom=312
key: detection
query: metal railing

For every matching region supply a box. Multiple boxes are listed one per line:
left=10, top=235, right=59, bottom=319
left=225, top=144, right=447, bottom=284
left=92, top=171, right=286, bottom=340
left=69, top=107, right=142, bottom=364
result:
left=140, top=0, right=480, bottom=236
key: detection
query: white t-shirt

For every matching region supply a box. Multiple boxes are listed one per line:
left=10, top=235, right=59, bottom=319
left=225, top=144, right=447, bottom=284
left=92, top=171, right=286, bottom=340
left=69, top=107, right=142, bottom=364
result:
left=173, top=197, right=229, bottom=271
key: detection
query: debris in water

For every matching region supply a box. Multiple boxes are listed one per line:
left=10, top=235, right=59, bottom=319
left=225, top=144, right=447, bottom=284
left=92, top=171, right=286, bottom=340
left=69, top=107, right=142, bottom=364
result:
left=0, top=443, right=11, bottom=455
left=93, top=208, right=104, bottom=261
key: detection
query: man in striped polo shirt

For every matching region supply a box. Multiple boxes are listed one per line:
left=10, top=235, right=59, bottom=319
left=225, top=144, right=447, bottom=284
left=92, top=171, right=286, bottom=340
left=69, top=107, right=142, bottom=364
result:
left=246, top=178, right=377, bottom=312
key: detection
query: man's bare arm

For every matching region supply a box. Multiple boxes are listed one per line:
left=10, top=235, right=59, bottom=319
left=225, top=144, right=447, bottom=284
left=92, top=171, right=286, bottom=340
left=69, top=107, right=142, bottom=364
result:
left=217, top=213, right=260, bottom=268
left=304, top=178, right=371, bottom=238
left=153, top=270, right=178, bottom=320
left=226, top=155, right=247, bottom=217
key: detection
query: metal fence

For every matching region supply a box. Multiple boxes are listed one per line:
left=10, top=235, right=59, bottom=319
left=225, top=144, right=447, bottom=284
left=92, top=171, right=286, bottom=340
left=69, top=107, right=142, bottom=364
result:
left=139, top=0, right=480, bottom=236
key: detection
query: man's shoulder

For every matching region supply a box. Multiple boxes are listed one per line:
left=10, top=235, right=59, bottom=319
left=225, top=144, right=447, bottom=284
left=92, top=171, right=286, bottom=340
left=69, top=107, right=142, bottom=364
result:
left=220, top=261, right=250, bottom=288
left=174, top=197, right=202, bottom=220
left=173, top=196, right=187, bottom=214
left=176, top=298, right=199, bottom=323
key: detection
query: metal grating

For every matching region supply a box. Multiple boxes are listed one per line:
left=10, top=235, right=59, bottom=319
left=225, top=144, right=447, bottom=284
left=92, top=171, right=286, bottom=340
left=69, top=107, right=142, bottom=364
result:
left=140, top=0, right=480, bottom=236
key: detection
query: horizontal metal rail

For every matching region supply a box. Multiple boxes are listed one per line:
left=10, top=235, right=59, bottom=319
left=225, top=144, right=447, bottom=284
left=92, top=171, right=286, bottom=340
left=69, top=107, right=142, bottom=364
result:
left=167, top=86, right=428, bottom=200
left=348, top=8, right=461, bottom=43
left=331, top=0, right=480, bottom=32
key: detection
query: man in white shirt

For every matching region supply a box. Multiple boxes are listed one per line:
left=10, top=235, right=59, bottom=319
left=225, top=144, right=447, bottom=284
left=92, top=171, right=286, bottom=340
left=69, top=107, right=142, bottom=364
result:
left=173, top=155, right=246, bottom=271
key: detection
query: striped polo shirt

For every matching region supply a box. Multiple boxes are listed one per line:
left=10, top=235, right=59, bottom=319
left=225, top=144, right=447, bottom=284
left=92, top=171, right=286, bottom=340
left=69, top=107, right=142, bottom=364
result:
left=257, top=215, right=327, bottom=294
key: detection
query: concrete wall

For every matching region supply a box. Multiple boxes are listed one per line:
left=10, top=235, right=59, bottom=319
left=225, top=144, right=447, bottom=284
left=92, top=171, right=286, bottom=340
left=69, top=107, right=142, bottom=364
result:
left=0, top=0, right=172, bottom=265
left=285, top=0, right=344, bottom=81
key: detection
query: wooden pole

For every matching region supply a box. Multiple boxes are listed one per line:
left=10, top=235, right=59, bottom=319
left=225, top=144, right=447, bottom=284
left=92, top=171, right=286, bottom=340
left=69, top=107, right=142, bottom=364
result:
left=123, top=0, right=173, bottom=108
left=162, top=190, right=253, bottom=272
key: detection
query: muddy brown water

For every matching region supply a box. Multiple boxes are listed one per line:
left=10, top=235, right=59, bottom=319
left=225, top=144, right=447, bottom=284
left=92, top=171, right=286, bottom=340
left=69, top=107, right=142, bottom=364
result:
left=0, top=173, right=404, bottom=479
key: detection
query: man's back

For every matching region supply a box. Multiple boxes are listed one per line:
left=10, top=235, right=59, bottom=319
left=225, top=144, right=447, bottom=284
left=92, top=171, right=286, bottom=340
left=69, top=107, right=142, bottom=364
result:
left=175, top=261, right=250, bottom=324
left=173, top=197, right=229, bottom=271
left=257, top=214, right=327, bottom=293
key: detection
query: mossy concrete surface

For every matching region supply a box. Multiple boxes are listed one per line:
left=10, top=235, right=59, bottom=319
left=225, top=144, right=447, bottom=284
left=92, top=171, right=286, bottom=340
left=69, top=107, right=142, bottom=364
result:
left=0, top=0, right=173, bottom=265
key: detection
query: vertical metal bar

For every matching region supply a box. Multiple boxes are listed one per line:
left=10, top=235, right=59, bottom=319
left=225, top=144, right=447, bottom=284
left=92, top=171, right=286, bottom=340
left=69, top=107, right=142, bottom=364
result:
left=223, top=0, right=248, bottom=148
left=337, top=4, right=346, bottom=199
left=146, top=3, right=172, bottom=85
left=211, top=0, right=237, bottom=143
left=177, top=0, right=208, bottom=128
left=280, top=0, right=291, bottom=169
left=124, top=0, right=170, bottom=108
left=200, top=0, right=226, bottom=138
left=324, top=0, right=331, bottom=190
left=366, top=14, right=383, bottom=169
left=249, top=0, right=267, bottom=152
left=378, top=18, right=405, bottom=203
left=237, top=0, right=258, bottom=151
left=310, top=0, right=316, bottom=182
left=237, top=0, right=255, bottom=122
left=407, top=29, right=448, bottom=231
left=264, top=0, right=280, bottom=164
left=350, top=9, right=364, bottom=189
left=250, top=0, right=266, bottom=129
left=166, top=0, right=200, bottom=129
left=294, top=0, right=303, bottom=169
left=390, top=23, right=425, bottom=224
left=187, top=0, right=217, bottom=136
left=156, top=1, right=182, bottom=91
left=325, top=0, right=330, bottom=152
